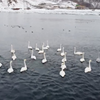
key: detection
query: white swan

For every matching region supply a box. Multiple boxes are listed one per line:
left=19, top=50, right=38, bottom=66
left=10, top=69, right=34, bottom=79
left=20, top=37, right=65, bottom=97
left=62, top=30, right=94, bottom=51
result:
left=85, top=60, right=92, bottom=73
left=61, top=47, right=65, bottom=56
left=59, top=68, right=65, bottom=77
left=20, top=59, right=27, bottom=72
left=42, top=52, right=47, bottom=64
left=43, top=43, right=48, bottom=50
left=35, top=43, right=39, bottom=51
left=0, top=63, right=2, bottom=67
left=28, top=41, right=32, bottom=50
left=46, top=40, right=49, bottom=49
left=11, top=45, right=15, bottom=53
left=12, top=53, right=17, bottom=60
left=96, top=52, right=100, bottom=63
left=7, top=61, right=14, bottom=73
left=61, top=61, right=66, bottom=70
left=31, top=49, right=36, bottom=60
left=62, top=52, right=67, bottom=62
left=80, top=53, right=85, bottom=63
left=57, top=44, right=61, bottom=52
left=38, top=45, right=44, bottom=54
left=74, top=47, right=83, bottom=55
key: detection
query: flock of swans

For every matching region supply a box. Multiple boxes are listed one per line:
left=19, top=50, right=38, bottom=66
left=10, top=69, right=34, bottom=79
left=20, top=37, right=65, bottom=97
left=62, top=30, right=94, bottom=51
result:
left=0, top=40, right=100, bottom=78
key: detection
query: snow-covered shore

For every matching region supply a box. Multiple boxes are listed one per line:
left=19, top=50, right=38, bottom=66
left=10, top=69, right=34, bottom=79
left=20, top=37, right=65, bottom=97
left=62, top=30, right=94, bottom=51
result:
left=0, top=9, right=100, bottom=15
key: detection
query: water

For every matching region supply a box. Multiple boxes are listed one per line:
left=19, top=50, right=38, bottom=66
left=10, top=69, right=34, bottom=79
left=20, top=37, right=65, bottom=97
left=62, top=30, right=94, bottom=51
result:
left=0, top=12, right=100, bottom=100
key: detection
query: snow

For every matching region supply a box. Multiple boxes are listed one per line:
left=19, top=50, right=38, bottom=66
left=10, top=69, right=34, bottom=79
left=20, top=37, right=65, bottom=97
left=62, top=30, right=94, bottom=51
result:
left=0, top=0, right=100, bottom=16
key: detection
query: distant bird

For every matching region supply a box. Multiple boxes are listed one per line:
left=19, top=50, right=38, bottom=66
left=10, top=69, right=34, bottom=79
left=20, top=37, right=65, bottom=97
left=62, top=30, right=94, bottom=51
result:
left=96, top=52, right=100, bottom=63
left=80, top=53, right=85, bottom=63
left=57, top=44, right=62, bottom=52
left=74, top=47, right=83, bottom=55
left=20, top=59, right=27, bottom=72
left=11, top=45, right=15, bottom=53
left=38, top=45, right=44, bottom=54
left=85, top=60, right=92, bottom=73
left=46, top=40, right=49, bottom=49
left=7, top=61, right=14, bottom=73
left=35, top=43, right=39, bottom=51
left=61, top=47, right=65, bottom=56
left=31, top=49, right=36, bottom=60
left=59, top=68, right=65, bottom=77
left=0, top=63, right=2, bottom=67
left=61, top=61, right=66, bottom=70
left=42, top=52, right=47, bottom=64
left=62, top=52, right=67, bottom=62
left=28, top=41, right=32, bottom=50
left=12, top=53, right=17, bottom=60
left=43, top=43, right=48, bottom=50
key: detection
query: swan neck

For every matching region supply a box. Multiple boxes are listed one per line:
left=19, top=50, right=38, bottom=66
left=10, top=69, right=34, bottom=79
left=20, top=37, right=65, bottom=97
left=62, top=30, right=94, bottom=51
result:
left=10, top=61, right=12, bottom=68
left=31, top=50, right=33, bottom=56
left=24, top=60, right=27, bottom=67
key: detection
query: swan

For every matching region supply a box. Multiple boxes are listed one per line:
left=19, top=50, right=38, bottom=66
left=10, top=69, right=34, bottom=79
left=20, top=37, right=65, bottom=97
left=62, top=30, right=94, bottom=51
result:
left=74, top=47, right=83, bottom=55
left=28, top=41, right=32, bottom=50
left=20, top=59, right=27, bottom=72
left=61, top=47, right=65, bottom=56
left=12, top=53, right=17, bottom=60
left=59, top=68, right=65, bottom=77
left=35, top=43, right=39, bottom=51
left=62, top=52, right=67, bottom=62
left=43, top=43, right=48, bottom=50
left=11, top=45, right=15, bottom=53
left=61, top=61, right=66, bottom=70
left=38, top=45, right=44, bottom=54
left=42, top=52, right=47, bottom=64
left=0, top=63, right=2, bottom=67
left=85, top=60, right=92, bottom=73
left=96, top=52, right=100, bottom=63
left=31, top=49, right=36, bottom=60
left=80, top=53, right=85, bottom=63
left=7, top=61, right=14, bottom=73
left=57, top=44, right=61, bottom=52
left=46, top=40, right=49, bottom=49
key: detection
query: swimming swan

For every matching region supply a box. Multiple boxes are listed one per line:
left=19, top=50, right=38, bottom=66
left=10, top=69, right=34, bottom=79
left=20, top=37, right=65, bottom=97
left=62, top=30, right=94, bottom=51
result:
left=28, top=41, right=32, bottom=50
left=74, top=47, right=83, bottom=55
left=46, top=40, right=49, bottom=49
left=61, top=47, right=65, bottom=56
left=96, top=52, right=100, bottom=63
left=85, top=60, right=92, bottom=73
left=11, top=45, right=15, bottom=53
left=0, top=63, right=2, bottom=67
left=38, top=45, right=44, bottom=54
left=20, top=59, right=27, bottom=72
left=57, top=44, right=61, bottom=52
left=61, top=61, right=66, bottom=70
left=59, top=68, right=65, bottom=77
left=7, top=61, right=14, bottom=73
left=35, top=43, right=39, bottom=51
left=80, top=53, right=85, bottom=63
left=31, top=49, right=36, bottom=60
left=42, top=52, right=47, bottom=64
left=12, top=53, right=17, bottom=60
left=62, top=52, right=67, bottom=62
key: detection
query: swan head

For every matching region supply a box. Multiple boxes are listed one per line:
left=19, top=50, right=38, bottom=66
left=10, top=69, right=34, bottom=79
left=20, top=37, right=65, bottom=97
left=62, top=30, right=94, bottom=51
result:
left=89, top=60, right=92, bottom=62
left=24, top=59, right=26, bottom=61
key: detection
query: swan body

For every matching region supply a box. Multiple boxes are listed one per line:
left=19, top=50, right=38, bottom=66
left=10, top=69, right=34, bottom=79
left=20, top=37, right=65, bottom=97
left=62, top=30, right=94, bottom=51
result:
left=96, top=52, right=100, bottom=63
left=28, top=41, right=32, bottom=50
left=57, top=44, right=61, bottom=52
left=62, top=52, right=67, bottom=62
left=85, top=60, right=92, bottom=73
left=74, top=47, right=83, bottom=55
left=35, top=44, right=39, bottom=51
left=31, top=49, right=36, bottom=60
left=61, top=61, right=66, bottom=70
left=20, top=59, right=27, bottom=72
left=59, top=69, right=65, bottom=77
left=12, top=53, right=17, bottom=60
left=80, top=53, right=85, bottom=63
left=38, top=45, right=44, bottom=54
left=61, top=47, right=65, bottom=56
left=11, top=45, right=15, bottom=53
left=42, top=52, right=47, bottom=64
left=0, top=63, right=2, bottom=67
left=7, top=61, right=14, bottom=73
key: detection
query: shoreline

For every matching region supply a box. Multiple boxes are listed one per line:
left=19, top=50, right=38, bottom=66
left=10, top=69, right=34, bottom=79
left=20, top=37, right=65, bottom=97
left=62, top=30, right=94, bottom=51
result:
left=0, top=9, right=100, bottom=15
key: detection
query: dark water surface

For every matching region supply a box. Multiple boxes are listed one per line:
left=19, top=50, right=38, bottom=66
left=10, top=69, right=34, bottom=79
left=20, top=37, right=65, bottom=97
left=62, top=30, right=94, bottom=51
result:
left=0, top=12, right=100, bottom=100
